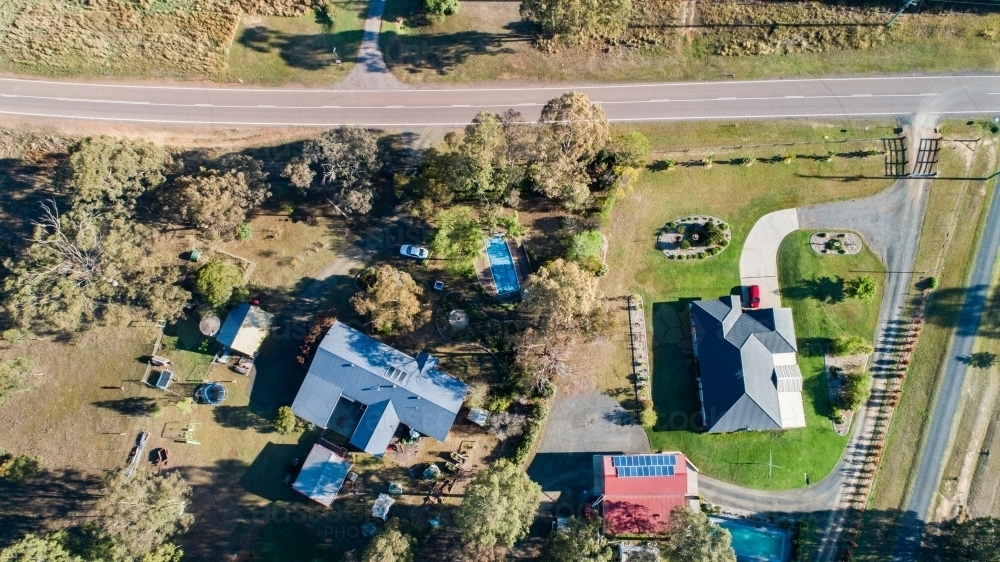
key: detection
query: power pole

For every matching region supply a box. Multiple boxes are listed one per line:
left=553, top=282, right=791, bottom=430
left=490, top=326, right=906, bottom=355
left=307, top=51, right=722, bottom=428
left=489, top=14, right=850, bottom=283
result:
left=887, top=0, right=917, bottom=27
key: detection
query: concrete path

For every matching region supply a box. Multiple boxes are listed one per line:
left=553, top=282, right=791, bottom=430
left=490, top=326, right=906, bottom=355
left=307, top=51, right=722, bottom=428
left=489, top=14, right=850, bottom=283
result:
left=336, top=0, right=404, bottom=90
left=739, top=208, right=799, bottom=308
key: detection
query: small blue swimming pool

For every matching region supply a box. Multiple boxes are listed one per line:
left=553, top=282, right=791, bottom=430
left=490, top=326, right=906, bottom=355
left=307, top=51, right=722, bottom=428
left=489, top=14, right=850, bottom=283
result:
left=712, top=518, right=789, bottom=561
left=485, top=235, right=520, bottom=294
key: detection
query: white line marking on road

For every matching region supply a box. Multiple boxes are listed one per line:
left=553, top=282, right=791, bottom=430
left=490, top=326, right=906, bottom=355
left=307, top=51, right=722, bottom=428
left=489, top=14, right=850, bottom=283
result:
left=451, top=104, right=470, bottom=107
left=321, top=105, right=340, bottom=108
left=785, top=96, right=804, bottom=98
left=1, top=74, right=997, bottom=94
left=1, top=109, right=997, bottom=127
left=717, top=97, right=737, bottom=100
left=257, top=105, right=276, bottom=107
left=853, top=94, right=872, bottom=97
left=386, top=105, right=404, bottom=108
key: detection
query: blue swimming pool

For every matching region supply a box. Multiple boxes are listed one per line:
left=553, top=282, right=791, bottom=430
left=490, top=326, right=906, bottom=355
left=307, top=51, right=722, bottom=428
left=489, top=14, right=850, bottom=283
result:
left=485, top=235, right=520, bottom=294
left=712, top=518, right=789, bottom=562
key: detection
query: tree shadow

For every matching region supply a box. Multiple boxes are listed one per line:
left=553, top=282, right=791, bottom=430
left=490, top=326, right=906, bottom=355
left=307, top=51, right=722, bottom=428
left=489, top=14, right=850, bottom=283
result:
left=381, top=29, right=521, bottom=75
left=782, top=276, right=846, bottom=304
left=213, top=405, right=274, bottom=433
left=957, top=351, right=997, bottom=370
left=0, top=468, right=101, bottom=546
left=237, top=27, right=363, bottom=71
left=602, top=409, right=636, bottom=426
left=92, top=396, right=159, bottom=417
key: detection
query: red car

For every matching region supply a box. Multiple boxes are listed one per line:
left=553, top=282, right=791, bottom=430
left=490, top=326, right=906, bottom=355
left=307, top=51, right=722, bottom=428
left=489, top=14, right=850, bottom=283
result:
left=748, top=285, right=761, bottom=308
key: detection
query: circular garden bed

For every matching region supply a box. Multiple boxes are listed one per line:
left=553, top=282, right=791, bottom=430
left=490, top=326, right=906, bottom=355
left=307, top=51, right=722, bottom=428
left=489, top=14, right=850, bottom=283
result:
left=657, top=215, right=732, bottom=260
left=810, top=232, right=862, bottom=255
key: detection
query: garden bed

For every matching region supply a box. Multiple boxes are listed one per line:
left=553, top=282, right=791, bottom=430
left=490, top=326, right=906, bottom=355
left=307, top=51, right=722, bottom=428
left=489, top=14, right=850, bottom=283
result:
left=810, top=232, right=862, bottom=256
left=656, top=215, right=731, bottom=260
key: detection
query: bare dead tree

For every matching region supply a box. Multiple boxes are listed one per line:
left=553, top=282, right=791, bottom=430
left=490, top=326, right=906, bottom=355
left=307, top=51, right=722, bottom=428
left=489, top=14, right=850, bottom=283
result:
left=26, top=199, right=103, bottom=287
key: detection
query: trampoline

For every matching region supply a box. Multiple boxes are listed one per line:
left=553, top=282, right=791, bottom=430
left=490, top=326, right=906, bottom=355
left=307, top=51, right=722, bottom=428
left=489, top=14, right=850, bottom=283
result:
left=196, top=383, right=226, bottom=405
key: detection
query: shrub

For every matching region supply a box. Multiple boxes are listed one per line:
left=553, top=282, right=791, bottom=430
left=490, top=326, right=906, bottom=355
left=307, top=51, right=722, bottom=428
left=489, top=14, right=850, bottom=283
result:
left=680, top=239, right=691, bottom=250
left=705, top=221, right=727, bottom=246
left=488, top=396, right=512, bottom=413
left=835, top=335, right=875, bottom=357
left=424, top=0, right=459, bottom=19
left=236, top=222, right=253, bottom=240
left=195, top=261, right=243, bottom=309
left=466, top=382, right=490, bottom=409
left=274, top=406, right=297, bottom=434
left=150, top=403, right=164, bottom=419
left=698, top=252, right=707, bottom=259
left=663, top=159, right=677, bottom=171
left=840, top=371, right=872, bottom=411
left=176, top=398, right=195, bottom=414
left=928, top=276, right=940, bottom=290
left=566, top=230, right=604, bottom=273
left=640, top=409, right=658, bottom=428
left=0, top=450, right=42, bottom=482
left=846, top=275, right=878, bottom=303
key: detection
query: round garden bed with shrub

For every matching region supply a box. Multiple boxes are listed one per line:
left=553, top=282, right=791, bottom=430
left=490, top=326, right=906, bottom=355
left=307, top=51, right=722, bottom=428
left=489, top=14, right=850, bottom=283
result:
left=809, top=232, right=862, bottom=255
left=656, top=215, right=731, bottom=260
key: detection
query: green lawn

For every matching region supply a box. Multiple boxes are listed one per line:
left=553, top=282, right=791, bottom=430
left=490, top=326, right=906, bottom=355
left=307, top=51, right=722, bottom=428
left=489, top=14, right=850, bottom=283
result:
left=600, top=120, right=896, bottom=490
left=777, top=230, right=885, bottom=345
left=226, top=5, right=366, bottom=86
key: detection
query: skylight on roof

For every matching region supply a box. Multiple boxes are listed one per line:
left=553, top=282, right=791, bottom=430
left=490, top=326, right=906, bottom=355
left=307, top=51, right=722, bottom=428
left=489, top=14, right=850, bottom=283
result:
left=384, top=366, right=408, bottom=383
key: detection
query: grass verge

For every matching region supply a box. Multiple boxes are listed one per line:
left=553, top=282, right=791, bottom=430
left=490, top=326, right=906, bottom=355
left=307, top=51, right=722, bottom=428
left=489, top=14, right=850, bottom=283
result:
left=226, top=4, right=366, bottom=86
left=855, top=127, right=999, bottom=558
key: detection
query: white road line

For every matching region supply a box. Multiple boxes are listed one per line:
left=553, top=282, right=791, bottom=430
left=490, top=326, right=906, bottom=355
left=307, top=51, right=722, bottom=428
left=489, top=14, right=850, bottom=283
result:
left=0, top=108, right=995, bottom=127
left=0, top=92, right=950, bottom=110
left=0, top=74, right=996, bottom=93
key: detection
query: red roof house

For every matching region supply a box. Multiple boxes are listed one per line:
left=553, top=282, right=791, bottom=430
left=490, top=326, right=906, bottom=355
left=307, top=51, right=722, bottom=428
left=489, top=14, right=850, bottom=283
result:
left=593, top=452, right=700, bottom=535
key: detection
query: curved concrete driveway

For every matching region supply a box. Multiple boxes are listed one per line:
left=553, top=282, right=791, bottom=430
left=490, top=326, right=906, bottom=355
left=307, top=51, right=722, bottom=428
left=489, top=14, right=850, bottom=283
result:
left=739, top=208, right=800, bottom=308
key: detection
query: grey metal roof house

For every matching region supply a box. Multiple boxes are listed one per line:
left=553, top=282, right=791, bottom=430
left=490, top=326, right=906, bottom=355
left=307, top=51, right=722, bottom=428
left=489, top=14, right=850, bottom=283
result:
left=291, top=321, right=468, bottom=456
left=215, top=303, right=273, bottom=356
left=690, top=295, right=806, bottom=433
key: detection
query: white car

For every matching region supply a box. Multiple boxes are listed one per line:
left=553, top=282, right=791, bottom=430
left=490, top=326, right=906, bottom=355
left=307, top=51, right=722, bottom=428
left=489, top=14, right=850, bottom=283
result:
left=400, top=245, right=429, bottom=259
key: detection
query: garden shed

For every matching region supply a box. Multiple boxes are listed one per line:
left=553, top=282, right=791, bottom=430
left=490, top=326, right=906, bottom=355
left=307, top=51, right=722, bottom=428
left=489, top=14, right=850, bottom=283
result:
left=293, top=441, right=353, bottom=507
left=215, top=303, right=273, bottom=356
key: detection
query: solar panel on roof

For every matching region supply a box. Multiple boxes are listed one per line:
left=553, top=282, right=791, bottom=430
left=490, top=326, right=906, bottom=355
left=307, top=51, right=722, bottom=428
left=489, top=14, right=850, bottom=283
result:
left=612, top=454, right=681, bottom=477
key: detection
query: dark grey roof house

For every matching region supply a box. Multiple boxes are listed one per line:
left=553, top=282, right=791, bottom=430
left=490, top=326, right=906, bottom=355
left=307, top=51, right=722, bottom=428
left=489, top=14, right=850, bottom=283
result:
left=291, top=321, right=468, bottom=456
left=690, top=295, right=806, bottom=433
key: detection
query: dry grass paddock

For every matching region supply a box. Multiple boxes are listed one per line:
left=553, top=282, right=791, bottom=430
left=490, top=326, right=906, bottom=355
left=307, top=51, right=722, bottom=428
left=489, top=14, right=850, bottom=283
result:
left=380, top=0, right=1000, bottom=84
left=0, top=0, right=360, bottom=81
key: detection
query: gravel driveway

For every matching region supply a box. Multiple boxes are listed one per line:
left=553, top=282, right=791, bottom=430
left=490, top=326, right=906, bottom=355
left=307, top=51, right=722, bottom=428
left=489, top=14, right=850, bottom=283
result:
left=528, top=392, right=650, bottom=495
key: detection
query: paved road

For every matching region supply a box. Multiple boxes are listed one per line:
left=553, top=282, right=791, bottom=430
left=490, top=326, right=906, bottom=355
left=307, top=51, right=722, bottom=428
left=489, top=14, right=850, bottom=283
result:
left=703, top=176, right=930, bottom=560
left=893, top=174, right=1000, bottom=559
left=0, top=75, right=998, bottom=126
